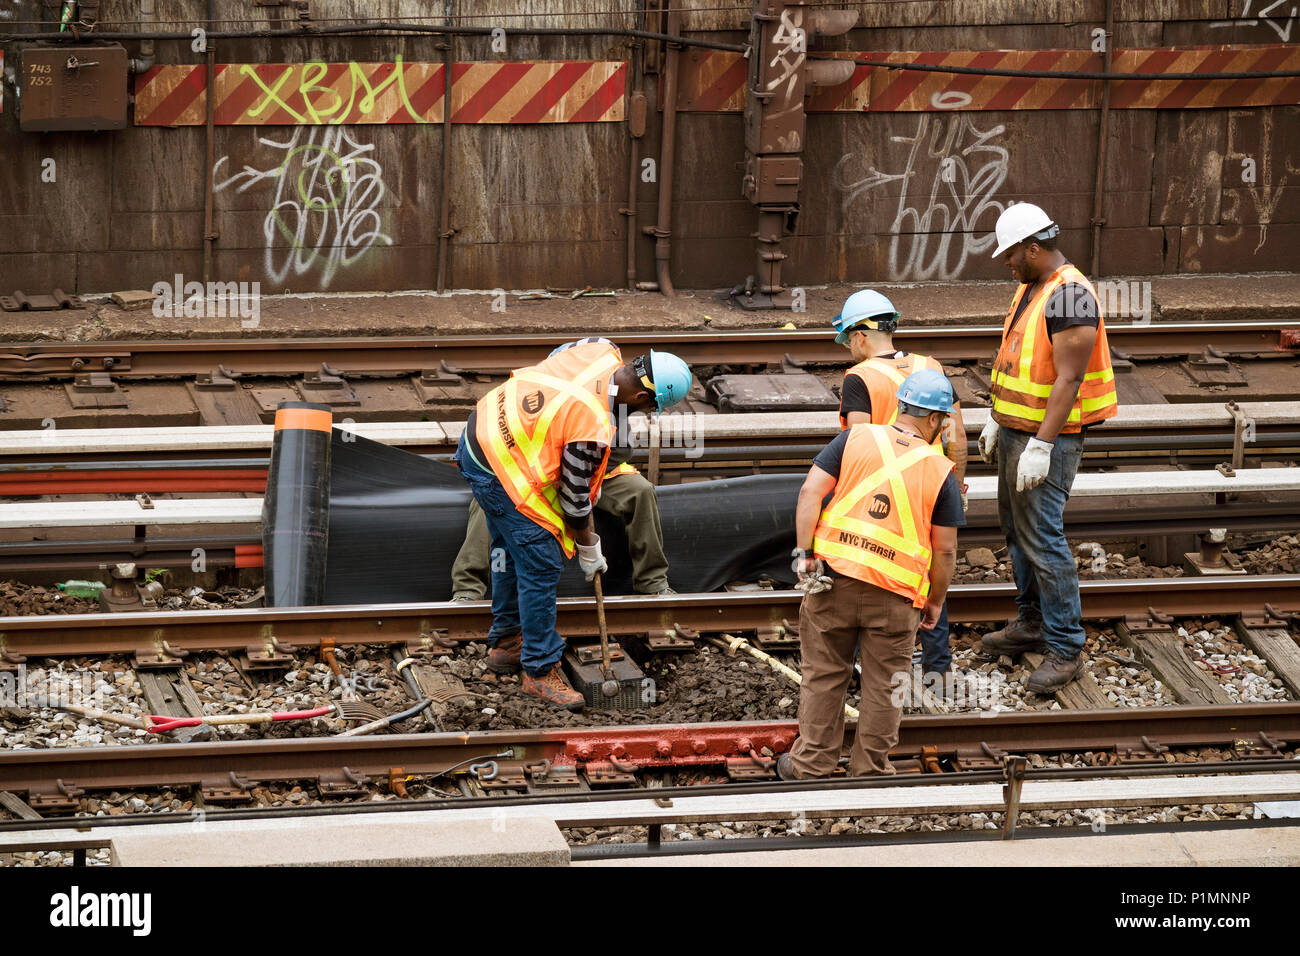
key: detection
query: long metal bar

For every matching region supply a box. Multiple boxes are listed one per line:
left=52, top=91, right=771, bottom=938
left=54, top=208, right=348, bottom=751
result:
left=0, top=323, right=1293, bottom=378
left=1088, top=0, right=1113, bottom=279
left=0, top=576, right=1295, bottom=658
left=1, top=704, right=1296, bottom=797
left=435, top=0, right=454, bottom=293
left=201, top=0, right=217, bottom=286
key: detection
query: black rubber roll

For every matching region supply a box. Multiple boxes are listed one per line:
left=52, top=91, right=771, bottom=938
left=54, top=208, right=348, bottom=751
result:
left=262, top=402, right=333, bottom=607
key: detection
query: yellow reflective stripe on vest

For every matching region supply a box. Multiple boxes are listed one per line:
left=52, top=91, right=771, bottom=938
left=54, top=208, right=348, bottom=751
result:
left=991, top=359, right=1115, bottom=399
left=820, top=431, right=935, bottom=564
left=499, top=366, right=614, bottom=542
left=867, top=359, right=907, bottom=426
left=485, top=399, right=570, bottom=541
left=813, top=533, right=925, bottom=591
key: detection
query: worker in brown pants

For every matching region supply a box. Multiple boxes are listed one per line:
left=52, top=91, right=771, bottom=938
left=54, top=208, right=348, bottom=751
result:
left=778, top=369, right=963, bottom=779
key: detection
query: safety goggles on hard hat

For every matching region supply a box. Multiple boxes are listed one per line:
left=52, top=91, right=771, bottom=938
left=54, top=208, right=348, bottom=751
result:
left=633, top=353, right=655, bottom=392
left=833, top=312, right=899, bottom=345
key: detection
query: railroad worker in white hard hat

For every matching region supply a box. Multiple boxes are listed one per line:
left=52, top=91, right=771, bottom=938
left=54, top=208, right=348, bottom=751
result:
left=978, top=203, right=1118, bottom=694
left=831, top=289, right=968, bottom=685
left=778, top=369, right=963, bottom=779
left=454, top=337, right=693, bottom=711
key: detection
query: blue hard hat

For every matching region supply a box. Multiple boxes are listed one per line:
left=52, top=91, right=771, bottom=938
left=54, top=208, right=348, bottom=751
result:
left=832, top=289, right=899, bottom=345
left=643, top=351, right=692, bottom=411
left=896, top=368, right=955, bottom=414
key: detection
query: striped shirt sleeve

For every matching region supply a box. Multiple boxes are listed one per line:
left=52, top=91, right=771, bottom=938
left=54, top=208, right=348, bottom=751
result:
left=559, top=440, right=607, bottom=528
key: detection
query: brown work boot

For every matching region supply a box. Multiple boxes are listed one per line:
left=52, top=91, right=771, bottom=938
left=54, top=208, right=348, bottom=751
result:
left=979, top=618, right=1047, bottom=656
left=486, top=634, right=522, bottom=674
left=521, top=664, right=585, bottom=711
left=1026, top=651, right=1084, bottom=694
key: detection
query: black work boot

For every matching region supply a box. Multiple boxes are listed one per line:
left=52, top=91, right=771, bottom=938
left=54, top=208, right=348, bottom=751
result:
left=979, top=618, right=1047, bottom=656
left=1026, top=652, right=1084, bottom=694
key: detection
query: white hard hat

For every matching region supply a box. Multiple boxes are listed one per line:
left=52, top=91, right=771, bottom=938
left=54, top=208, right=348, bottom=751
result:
left=992, top=202, right=1059, bottom=258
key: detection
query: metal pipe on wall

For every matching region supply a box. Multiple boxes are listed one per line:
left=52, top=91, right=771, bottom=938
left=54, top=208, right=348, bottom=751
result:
left=128, top=0, right=156, bottom=73
left=1089, top=0, right=1113, bottom=280
left=201, top=0, right=216, bottom=286
left=436, top=0, right=455, bottom=294
left=623, top=2, right=646, bottom=291
left=646, top=5, right=682, bottom=298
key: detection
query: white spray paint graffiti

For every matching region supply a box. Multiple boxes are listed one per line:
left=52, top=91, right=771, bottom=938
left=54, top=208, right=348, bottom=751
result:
left=764, top=8, right=808, bottom=150
left=213, top=126, right=391, bottom=288
left=1209, top=0, right=1297, bottom=42
left=834, top=97, right=1008, bottom=281
left=1220, top=110, right=1291, bottom=253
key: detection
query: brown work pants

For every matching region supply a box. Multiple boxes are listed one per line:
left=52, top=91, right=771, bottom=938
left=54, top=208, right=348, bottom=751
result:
left=789, top=576, right=921, bottom=777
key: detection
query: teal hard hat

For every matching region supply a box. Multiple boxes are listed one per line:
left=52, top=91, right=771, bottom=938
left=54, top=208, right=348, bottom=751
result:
left=896, top=368, right=955, bottom=414
left=639, top=351, right=692, bottom=411
left=832, top=289, right=900, bottom=345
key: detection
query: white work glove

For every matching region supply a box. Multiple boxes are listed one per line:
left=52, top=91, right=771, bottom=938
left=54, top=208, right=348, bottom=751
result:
left=977, top=418, right=999, bottom=463
left=792, top=549, right=833, bottom=595
left=1016, top=437, right=1053, bottom=492
left=576, top=538, right=608, bottom=582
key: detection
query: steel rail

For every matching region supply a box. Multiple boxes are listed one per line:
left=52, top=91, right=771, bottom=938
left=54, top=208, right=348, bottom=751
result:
left=0, top=501, right=1293, bottom=572
left=1, top=704, right=1296, bottom=798
left=0, top=322, right=1292, bottom=378
left=0, top=576, right=1296, bottom=659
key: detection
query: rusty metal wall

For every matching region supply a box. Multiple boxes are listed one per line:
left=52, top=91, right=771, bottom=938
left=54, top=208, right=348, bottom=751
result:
left=0, top=0, right=1297, bottom=295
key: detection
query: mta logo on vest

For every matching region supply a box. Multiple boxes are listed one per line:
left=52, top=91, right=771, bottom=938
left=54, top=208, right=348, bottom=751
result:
left=868, top=494, right=892, bottom=519
left=522, top=390, right=546, bottom=414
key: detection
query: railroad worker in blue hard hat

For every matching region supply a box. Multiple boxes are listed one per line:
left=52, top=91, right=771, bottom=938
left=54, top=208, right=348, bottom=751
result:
left=978, top=203, right=1119, bottom=695
left=778, top=369, right=963, bottom=780
left=832, top=289, right=968, bottom=686
left=455, top=337, right=692, bottom=711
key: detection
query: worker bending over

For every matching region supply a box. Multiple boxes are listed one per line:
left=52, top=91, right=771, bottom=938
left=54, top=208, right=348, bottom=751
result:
left=978, top=204, right=1118, bottom=694
left=451, top=465, right=673, bottom=600
left=831, top=289, right=967, bottom=683
left=454, top=337, right=691, bottom=710
left=779, top=369, right=963, bottom=779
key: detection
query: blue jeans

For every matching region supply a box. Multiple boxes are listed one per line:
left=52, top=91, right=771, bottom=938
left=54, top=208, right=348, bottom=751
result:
left=455, top=436, right=566, bottom=676
left=997, top=426, right=1085, bottom=657
left=918, top=602, right=950, bottom=673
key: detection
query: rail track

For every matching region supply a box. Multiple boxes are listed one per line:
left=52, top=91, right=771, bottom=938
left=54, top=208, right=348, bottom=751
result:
left=2, top=705, right=1298, bottom=812
left=1, top=575, right=1297, bottom=659
left=1, top=322, right=1295, bottom=379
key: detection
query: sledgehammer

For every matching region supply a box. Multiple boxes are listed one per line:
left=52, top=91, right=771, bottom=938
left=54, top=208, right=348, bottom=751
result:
left=592, top=572, right=619, bottom=698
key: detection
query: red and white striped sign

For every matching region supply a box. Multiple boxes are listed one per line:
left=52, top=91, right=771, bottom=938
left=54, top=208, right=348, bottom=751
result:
left=677, top=45, right=1300, bottom=112
left=135, top=59, right=627, bottom=126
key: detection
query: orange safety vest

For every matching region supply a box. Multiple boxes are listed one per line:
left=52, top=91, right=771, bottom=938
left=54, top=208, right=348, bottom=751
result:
left=474, top=341, right=622, bottom=556
left=990, top=263, right=1118, bottom=434
left=605, top=462, right=638, bottom=479
left=813, top=424, right=954, bottom=608
left=840, top=352, right=945, bottom=450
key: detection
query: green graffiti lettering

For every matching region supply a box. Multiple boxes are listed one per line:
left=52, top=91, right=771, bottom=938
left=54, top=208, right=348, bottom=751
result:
left=239, top=64, right=306, bottom=124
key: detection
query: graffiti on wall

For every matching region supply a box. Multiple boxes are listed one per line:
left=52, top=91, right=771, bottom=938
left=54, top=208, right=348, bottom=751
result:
left=834, top=99, right=1008, bottom=281
left=1210, top=0, right=1298, bottom=42
left=213, top=126, right=391, bottom=288
left=1221, top=110, right=1292, bottom=254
